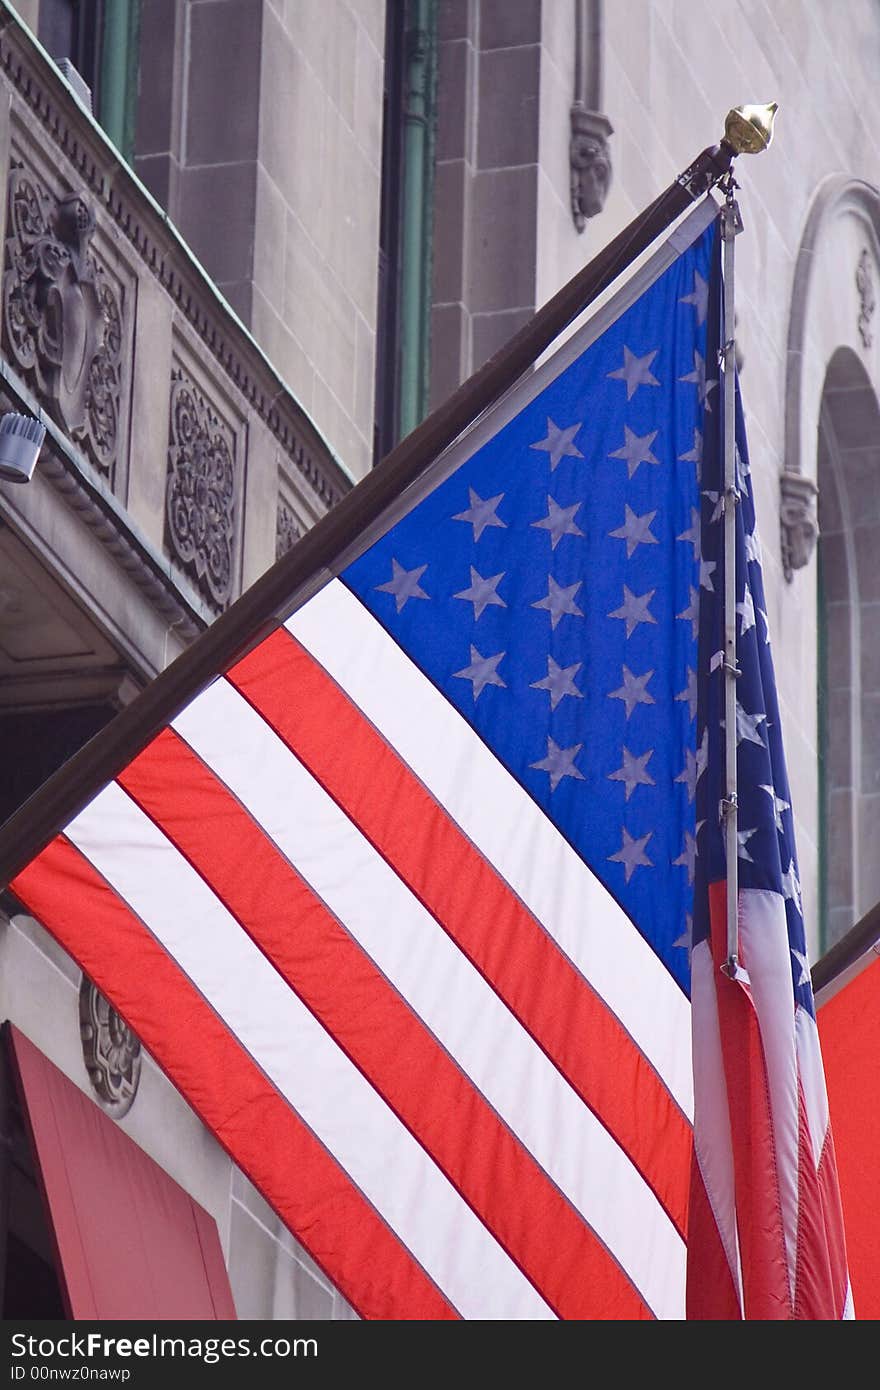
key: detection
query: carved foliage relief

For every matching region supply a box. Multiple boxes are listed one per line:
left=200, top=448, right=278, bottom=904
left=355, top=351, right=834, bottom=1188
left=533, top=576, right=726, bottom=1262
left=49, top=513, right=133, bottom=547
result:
left=2, top=164, right=123, bottom=478
left=276, top=498, right=301, bottom=560
left=856, top=246, right=875, bottom=349
left=165, top=368, right=238, bottom=610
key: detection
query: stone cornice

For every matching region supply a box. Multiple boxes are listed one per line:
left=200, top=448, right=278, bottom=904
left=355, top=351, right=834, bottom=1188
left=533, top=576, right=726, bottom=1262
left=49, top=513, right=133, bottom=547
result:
left=0, top=6, right=351, bottom=512
left=0, top=357, right=208, bottom=643
left=38, top=450, right=205, bottom=641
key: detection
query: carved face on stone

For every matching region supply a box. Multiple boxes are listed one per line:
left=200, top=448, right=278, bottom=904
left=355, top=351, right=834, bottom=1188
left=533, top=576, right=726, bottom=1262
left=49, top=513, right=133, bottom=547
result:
left=781, top=493, right=819, bottom=573
left=571, top=134, right=611, bottom=219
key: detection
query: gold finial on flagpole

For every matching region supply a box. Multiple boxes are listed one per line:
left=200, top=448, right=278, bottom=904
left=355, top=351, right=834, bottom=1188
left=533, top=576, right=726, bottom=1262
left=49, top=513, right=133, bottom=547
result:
left=723, top=103, right=778, bottom=155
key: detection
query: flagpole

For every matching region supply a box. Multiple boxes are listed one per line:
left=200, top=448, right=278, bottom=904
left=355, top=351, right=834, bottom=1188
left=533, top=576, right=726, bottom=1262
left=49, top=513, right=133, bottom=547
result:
left=720, top=185, right=744, bottom=977
left=0, top=108, right=778, bottom=892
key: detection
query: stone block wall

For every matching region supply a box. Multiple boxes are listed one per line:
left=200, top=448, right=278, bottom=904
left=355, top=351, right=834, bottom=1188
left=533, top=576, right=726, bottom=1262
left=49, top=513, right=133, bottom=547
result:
left=135, top=0, right=385, bottom=483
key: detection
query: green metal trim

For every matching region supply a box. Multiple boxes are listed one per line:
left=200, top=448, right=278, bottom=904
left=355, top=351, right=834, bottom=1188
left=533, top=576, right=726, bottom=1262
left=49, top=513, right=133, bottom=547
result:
left=419, top=0, right=438, bottom=425
left=122, top=0, right=142, bottom=160
left=99, top=0, right=140, bottom=161
left=397, top=0, right=437, bottom=441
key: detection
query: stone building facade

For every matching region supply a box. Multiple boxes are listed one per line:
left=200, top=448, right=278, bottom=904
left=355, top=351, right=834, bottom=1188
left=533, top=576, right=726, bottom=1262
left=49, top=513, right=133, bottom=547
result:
left=0, top=0, right=877, bottom=1318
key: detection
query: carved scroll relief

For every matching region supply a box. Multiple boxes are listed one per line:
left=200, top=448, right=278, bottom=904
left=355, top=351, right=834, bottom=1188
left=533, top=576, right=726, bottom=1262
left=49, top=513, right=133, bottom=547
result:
left=165, top=367, right=240, bottom=611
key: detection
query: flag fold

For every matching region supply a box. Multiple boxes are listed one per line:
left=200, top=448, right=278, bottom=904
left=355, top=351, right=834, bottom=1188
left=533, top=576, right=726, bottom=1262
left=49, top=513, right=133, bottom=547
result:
left=686, top=232, right=852, bottom=1320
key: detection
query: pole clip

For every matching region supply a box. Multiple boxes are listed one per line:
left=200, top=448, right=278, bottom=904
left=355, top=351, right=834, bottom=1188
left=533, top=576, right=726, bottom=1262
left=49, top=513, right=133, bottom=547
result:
left=720, top=194, right=744, bottom=239
left=676, top=143, right=735, bottom=200
left=718, top=337, right=737, bottom=372
left=720, top=954, right=739, bottom=981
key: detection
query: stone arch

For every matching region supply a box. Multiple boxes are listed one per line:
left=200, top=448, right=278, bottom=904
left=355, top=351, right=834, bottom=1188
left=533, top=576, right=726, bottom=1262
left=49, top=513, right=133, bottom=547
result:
left=817, top=348, right=880, bottom=945
left=784, top=176, right=880, bottom=569
left=786, top=177, right=880, bottom=948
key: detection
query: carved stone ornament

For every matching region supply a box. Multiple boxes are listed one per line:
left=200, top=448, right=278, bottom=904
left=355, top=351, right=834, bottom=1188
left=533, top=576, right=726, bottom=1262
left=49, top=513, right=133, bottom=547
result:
left=2, top=164, right=122, bottom=476
left=856, top=246, right=875, bottom=349
left=570, top=106, right=613, bottom=230
left=780, top=470, right=819, bottom=581
left=79, top=975, right=141, bottom=1117
left=276, top=499, right=301, bottom=560
left=165, top=370, right=237, bottom=610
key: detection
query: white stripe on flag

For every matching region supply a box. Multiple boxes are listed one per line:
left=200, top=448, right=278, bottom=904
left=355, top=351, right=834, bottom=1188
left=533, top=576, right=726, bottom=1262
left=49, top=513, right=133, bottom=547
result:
left=66, top=784, right=556, bottom=1322
left=287, top=578, right=693, bottom=1119
left=795, top=1006, right=830, bottom=1170
left=739, top=889, right=800, bottom=1300
left=690, top=936, right=742, bottom=1306
left=173, top=679, right=686, bottom=1320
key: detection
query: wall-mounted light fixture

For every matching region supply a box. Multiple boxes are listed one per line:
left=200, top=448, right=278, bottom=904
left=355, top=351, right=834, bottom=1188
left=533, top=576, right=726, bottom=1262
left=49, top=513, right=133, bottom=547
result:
left=0, top=412, right=46, bottom=484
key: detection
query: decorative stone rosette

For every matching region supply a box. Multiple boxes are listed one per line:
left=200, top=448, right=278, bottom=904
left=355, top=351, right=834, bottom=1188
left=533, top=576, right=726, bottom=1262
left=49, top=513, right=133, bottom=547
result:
left=165, top=369, right=237, bottom=610
left=79, top=976, right=142, bottom=1118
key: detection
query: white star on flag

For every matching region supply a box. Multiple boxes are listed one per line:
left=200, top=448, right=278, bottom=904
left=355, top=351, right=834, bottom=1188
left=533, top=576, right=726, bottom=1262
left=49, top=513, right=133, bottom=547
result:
left=530, top=418, right=584, bottom=470
left=607, top=346, right=660, bottom=399
left=737, top=585, right=756, bottom=634
left=679, top=270, right=709, bottom=325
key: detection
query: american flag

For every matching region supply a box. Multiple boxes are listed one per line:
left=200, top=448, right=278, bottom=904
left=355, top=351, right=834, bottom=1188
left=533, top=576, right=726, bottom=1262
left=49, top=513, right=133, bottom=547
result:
left=6, top=200, right=849, bottom=1318
left=687, top=229, right=852, bottom=1319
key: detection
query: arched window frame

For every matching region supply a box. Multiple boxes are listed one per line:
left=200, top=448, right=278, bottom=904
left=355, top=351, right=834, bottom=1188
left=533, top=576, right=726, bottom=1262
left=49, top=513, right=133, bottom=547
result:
left=785, top=176, right=880, bottom=950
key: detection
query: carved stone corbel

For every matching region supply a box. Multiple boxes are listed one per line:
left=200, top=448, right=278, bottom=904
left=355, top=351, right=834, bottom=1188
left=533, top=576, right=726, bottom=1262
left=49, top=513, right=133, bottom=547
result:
left=780, top=470, right=819, bottom=581
left=570, top=107, right=613, bottom=229
left=569, top=0, right=613, bottom=229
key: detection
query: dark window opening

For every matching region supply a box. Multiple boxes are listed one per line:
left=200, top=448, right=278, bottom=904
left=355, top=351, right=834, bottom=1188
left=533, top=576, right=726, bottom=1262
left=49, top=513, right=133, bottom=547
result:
left=817, top=544, right=829, bottom=952
left=39, top=0, right=104, bottom=109
left=0, top=703, right=116, bottom=829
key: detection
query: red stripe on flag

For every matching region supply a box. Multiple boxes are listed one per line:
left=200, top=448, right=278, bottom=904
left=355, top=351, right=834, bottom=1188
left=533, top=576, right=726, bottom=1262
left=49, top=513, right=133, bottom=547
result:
left=793, top=1091, right=849, bottom=1320
left=819, top=955, right=880, bottom=1317
left=708, top=881, right=792, bottom=1319
left=685, top=1148, right=741, bottom=1319
left=227, top=627, right=690, bottom=1238
left=815, top=1129, right=850, bottom=1317
left=120, top=729, right=651, bottom=1321
left=11, top=838, right=458, bottom=1322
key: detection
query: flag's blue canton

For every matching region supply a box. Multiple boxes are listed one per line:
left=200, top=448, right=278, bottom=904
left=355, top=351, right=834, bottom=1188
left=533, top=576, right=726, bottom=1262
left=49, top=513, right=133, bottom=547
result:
left=695, top=238, right=813, bottom=1016
left=344, top=223, right=718, bottom=994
